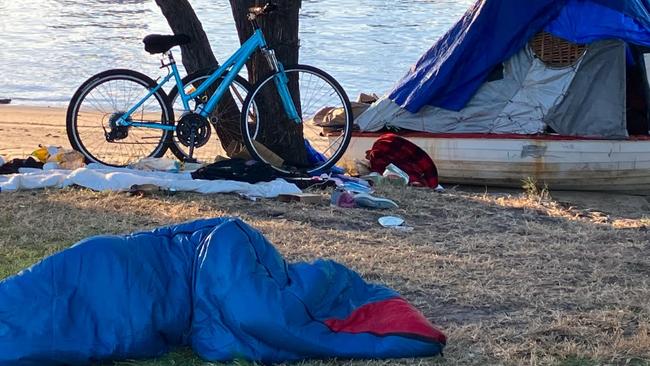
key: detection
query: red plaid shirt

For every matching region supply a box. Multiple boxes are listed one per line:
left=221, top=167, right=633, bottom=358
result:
left=365, top=133, right=439, bottom=188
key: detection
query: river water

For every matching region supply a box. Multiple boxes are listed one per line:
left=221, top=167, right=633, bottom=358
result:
left=0, top=0, right=472, bottom=106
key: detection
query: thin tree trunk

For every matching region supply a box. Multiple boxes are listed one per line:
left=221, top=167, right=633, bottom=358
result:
left=155, top=0, right=243, bottom=155
left=229, top=0, right=308, bottom=166
left=155, top=0, right=218, bottom=73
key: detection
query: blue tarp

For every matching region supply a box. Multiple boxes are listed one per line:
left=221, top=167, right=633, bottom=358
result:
left=547, top=1, right=650, bottom=47
left=0, top=218, right=446, bottom=365
left=599, top=0, right=650, bottom=27
left=389, top=0, right=650, bottom=113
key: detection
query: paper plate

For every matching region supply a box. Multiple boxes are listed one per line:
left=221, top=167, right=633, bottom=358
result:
left=378, top=216, right=405, bottom=228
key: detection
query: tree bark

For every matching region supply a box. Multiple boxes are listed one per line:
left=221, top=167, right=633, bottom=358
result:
left=154, top=0, right=218, bottom=74
left=229, top=0, right=308, bottom=166
left=155, top=0, right=243, bottom=154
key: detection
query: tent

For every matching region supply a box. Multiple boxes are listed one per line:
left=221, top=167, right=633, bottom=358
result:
left=356, top=0, right=650, bottom=138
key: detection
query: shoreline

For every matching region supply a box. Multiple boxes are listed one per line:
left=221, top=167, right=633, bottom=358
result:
left=0, top=101, right=69, bottom=108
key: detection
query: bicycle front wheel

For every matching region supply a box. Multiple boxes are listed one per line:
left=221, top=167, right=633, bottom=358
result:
left=66, top=69, right=174, bottom=167
left=240, top=65, right=353, bottom=174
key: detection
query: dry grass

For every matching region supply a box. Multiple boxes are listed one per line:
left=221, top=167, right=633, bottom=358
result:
left=1, top=185, right=649, bottom=366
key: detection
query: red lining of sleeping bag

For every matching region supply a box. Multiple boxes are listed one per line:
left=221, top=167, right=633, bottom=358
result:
left=324, top=297, right=446, bottom=344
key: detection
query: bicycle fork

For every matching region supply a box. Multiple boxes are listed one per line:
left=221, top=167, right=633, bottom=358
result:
left=261, top=48, right=301, bottom=124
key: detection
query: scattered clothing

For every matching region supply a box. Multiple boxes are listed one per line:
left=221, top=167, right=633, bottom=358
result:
left=0, top=157, right=43, bottom=175
left=331, top=187, right=399, bottom=210
left=341, top=181, right=373, bottom=194
left=354, top=192, right=400, bottom=210
left=0, top=218, right=446, bottom=365
left=284, top=177, right=338, bottom=190
left=330, top=173, right=373, bottom=188
left=366, top=133, right=439, bottom=188
left=331, top=187, right=357, bottom=208
left=281, top=174, right=370, bottom=191
left=191, top=158, right=282, bottom=184
left=0, top=164, right=301, bottom=197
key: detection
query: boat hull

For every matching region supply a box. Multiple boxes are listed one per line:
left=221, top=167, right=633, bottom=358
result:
left=339, top=133, right=650, bottom=194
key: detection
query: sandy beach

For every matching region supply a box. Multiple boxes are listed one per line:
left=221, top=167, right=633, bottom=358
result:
left=0, top=105, right=70, bottom=158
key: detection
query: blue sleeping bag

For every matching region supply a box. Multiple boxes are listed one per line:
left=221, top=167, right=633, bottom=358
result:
left=0, top=218, right=445, bottom=365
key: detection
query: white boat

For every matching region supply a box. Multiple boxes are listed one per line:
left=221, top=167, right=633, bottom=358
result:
left=338, top=132, right=650, bottom=194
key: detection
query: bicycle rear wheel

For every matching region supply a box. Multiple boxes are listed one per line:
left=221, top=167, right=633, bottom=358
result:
left=66, top=69, right=174, bottom=167
left=240, top=64, right=353, bottom=174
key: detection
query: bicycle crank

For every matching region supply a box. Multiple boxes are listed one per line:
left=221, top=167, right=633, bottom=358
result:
left=176, top=112, right=211, bottom=148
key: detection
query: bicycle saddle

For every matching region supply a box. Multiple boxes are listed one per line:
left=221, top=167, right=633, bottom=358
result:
left=143, top=34, right=191, bottom=54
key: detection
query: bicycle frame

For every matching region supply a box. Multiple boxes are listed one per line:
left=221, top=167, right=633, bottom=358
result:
left=117, top=29, right=301, bottom=131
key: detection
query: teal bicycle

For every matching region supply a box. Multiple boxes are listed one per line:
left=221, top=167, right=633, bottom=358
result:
left=66, top=3, right=353, bottom=174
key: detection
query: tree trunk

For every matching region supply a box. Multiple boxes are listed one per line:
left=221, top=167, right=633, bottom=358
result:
left=155, top=0, right=218, bottom=73
left=155, top=0, right=243, bottom=155
left=229, top=0, right=309, bottom=166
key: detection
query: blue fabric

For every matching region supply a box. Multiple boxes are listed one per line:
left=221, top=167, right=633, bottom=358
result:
left=546, top=0, right=650, bottom=46
left=0, top=218, right=444, bottom=365
left=304, top=139, right=345, bottom=174
left=594, top=0, right=650, bottom=27
left=389, top=0, right=650, bottom=113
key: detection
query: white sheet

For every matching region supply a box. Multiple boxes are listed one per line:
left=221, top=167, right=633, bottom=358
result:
left=0, top=165, right=302, bottom=198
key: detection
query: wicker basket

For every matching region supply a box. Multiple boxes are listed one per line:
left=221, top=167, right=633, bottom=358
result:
left=529, top=32, right=587, bottom=68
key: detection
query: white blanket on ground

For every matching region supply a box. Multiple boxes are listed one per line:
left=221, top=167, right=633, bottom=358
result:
left=0, top=165, right=301, bottom=198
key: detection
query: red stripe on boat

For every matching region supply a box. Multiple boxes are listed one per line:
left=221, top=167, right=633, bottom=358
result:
left=351, top=131, right=650, bottom=141
left=324, top=298, right=446, bottom=344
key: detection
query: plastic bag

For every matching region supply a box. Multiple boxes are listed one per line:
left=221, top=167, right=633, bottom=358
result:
left=129, top=157, right=180, bottom=173
left=56, top=150, right=86, bottom=170
left=382, top=163, right=409, bottom=186
left=31, top=145, right=62, bottom=163
left=31, top=146, right=86, bottom=169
